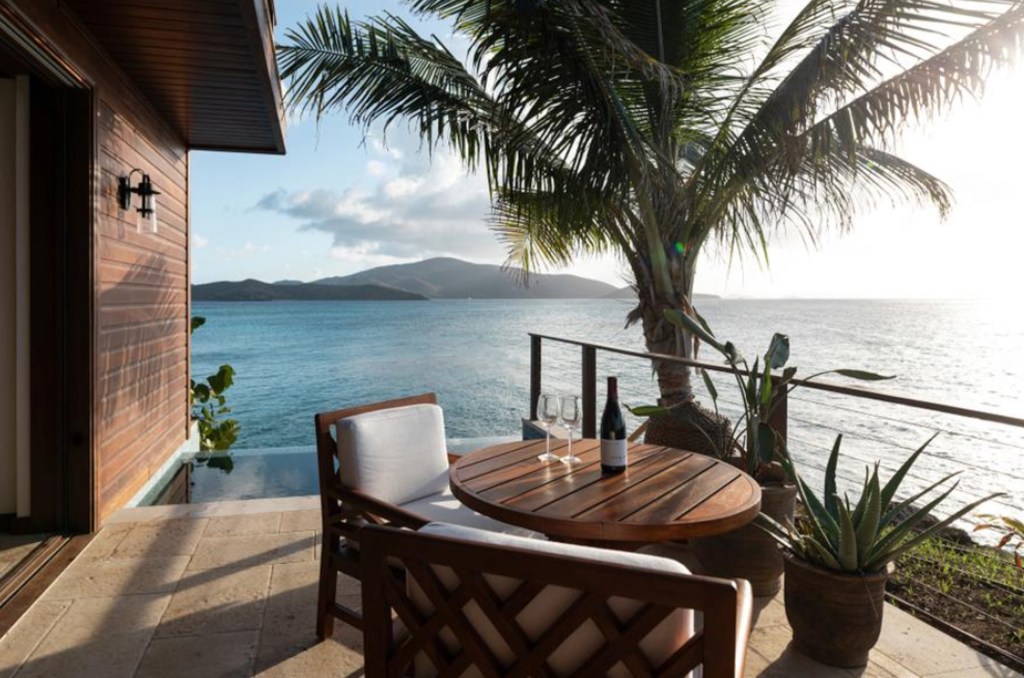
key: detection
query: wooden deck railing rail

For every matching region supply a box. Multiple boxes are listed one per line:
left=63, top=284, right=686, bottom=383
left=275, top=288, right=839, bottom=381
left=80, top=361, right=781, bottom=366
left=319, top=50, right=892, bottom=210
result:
left=528, top=333, right=1024, bottom=439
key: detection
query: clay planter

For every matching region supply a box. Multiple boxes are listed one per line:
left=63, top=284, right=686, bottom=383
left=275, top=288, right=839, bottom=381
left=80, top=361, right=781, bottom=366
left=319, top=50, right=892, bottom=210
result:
left=691, top=463, right=796, bottom=596
left=783, top=552, right=891, bottom=667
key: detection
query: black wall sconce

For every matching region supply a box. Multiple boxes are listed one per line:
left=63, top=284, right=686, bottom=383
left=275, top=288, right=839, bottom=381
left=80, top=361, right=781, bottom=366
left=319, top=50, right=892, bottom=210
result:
left=118, top=169, right=160, bottom=233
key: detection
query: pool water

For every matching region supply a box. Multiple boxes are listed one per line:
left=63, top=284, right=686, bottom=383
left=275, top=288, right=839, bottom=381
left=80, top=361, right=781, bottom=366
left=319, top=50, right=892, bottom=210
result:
left=141, top=436, right=519, bottom=506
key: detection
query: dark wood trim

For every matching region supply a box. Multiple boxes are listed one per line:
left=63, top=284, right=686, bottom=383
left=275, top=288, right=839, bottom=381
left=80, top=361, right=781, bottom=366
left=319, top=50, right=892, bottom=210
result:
left=360, top=524, right=753, bottom=678
left=0, top=2, right=89, bottom=87
left=0, top=535, right=92, bottom=638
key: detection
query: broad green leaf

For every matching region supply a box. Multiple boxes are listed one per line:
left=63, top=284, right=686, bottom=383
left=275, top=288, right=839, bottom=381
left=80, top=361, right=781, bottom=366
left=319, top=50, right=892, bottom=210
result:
left=190, top=316, right=206, bottom=334
left=625, top=405, right=672, bottom=417
left=700, top=368, right=719, bottom=402
left=831, top=369, right=896, bottom=381
left=766, top=333, right=790, bottom=368
left=759, top=360, right=773, bottom=410
left=757, top=422, right=776, bottom=466
left=664, top=309, right=725, bottom=354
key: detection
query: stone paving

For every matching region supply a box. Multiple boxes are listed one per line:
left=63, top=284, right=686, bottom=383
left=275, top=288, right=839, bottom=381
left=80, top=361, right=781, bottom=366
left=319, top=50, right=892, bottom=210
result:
left=0, top=497, right=1018, bottom=678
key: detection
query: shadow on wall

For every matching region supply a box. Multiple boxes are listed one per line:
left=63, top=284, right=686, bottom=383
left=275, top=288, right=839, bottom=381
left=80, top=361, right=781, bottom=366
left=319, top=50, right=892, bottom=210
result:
left=97, top=253, right=186, bottom=510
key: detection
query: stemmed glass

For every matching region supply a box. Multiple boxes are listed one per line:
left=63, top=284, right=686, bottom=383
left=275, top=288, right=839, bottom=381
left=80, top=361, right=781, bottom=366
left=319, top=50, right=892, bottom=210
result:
left=537, top=394, right=561, bottom=462
left=559, top=395, right=583, bottom=464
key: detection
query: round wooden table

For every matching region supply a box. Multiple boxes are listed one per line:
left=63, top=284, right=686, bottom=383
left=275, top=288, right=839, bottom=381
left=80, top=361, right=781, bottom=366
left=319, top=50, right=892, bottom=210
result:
left=450, top=438, right=761, bottom=544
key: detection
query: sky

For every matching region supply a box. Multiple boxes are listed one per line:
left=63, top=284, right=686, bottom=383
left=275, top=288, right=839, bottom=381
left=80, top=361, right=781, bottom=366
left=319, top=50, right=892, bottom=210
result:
left=189, top=1, right=1024, bottom=299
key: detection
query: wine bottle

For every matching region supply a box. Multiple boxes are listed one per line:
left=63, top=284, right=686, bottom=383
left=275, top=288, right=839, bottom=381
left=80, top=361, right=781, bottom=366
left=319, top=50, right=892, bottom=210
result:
left=600, top=376, right=627, bottom=474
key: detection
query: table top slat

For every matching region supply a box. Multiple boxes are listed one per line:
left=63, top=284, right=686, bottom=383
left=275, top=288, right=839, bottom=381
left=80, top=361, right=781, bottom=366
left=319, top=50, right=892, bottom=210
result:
left=479, top=444, right=667, bottom=505
left=449, top=440, right=761, bottom=543
left=571, top=456, right=718, bottom=523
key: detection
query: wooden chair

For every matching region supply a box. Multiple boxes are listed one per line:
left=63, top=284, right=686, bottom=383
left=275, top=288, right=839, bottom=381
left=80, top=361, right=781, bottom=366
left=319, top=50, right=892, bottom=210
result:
left=361, top=522, right=754, bottom=678
left=314, top=393, right=438, bottom=638
left=315, top=393, right=530, bottom=639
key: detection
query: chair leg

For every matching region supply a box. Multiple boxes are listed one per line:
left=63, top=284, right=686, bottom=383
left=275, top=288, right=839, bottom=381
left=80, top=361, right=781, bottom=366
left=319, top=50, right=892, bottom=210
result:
left=316, top=541, right=337, bottom=641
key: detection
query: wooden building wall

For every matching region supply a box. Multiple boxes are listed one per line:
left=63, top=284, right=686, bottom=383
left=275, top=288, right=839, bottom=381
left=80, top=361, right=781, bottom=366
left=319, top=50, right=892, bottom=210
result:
left=8, top=1, right=191, bottom=526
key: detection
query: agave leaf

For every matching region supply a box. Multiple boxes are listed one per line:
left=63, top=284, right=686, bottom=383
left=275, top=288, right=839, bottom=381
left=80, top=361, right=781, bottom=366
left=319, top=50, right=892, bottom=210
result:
left=805, top=535, right=843, bottom=571
left=867, top=480, right=962, bottom=563
left=851, top=465, right=871, bottom=529
left=837, top=501, right=859, bottom=572
left=779, top=452, right=839, bottom=546
left=865, top=493, right=1004, bottom=571
left=880, top=433, right=940, bottom=510
left=880, top=470, right=961, bottom=528
left=824, top=435, right=842, bottom=520
left=856, top=466, right=882, bottom=564
left=766, top=333, right=790, bottom=369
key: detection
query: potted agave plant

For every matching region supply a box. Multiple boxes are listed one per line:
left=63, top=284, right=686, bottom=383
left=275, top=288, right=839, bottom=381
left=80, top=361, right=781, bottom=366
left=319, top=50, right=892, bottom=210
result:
left=759, top=434, right=1002, bottom=667
left=636, top=309, right=892, bottom=595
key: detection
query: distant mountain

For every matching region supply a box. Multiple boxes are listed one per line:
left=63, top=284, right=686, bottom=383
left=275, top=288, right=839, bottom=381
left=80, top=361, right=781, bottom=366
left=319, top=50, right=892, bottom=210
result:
left=192, top=279, right=426, bottom=302
left=272, top=279, right=303, bottom=286
left=314, top=257, right=620, bottom=299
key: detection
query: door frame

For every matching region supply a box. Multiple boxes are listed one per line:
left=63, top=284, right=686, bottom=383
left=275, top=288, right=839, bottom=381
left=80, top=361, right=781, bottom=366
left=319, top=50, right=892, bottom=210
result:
left=2, top=4, right=95, bottom=535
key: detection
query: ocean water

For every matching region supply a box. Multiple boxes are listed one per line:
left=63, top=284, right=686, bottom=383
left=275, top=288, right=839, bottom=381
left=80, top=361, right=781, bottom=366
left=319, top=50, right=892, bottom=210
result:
left=191, top=298, right=1023, bottom=519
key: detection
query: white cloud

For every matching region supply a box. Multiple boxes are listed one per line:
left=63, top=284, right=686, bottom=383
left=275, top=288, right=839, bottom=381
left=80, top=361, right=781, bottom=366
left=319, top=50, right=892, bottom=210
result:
left=193, top=234, right=209, bottom=248
left=257, top=132, right=501, bottom=261
left=221, top=241, right=271, bottom=260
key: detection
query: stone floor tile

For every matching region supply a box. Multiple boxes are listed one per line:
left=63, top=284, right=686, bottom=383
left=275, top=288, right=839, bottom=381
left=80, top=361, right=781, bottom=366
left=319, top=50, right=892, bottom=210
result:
left=204, top=512, right=283, bottom=538
left=76, top=523, right=134, bottom=561
left=751, top=596, right=788, bottom=628
left=155, top=565, right=273, bottom=638
left=112, top=518, right=209, bottom=559
left=923, top=667, right=1021, bottom=678
left=254, top=627, right=365, bottom=678
left=278, top=510, right=319, bottom=534
left=866, top=651, right=920, bottom=678
left=14, top=594, right=170, bottom=678
left=874, top=604, right=1004, bottom=676
left=42, top=556, right=189, bottom=600
left=0, top=600, right=72, bottom=678
left=135, top=630, right=260, bottom=678
left=749, top=625, right=853, bottom=677
left=744, top=648, right=775, bottom=677
left=189, top=532, right=315, bottom=571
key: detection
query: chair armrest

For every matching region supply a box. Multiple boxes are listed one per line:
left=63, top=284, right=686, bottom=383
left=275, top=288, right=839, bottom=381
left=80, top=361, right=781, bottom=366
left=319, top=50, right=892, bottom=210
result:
left=339, top=487, right=429, bottom=530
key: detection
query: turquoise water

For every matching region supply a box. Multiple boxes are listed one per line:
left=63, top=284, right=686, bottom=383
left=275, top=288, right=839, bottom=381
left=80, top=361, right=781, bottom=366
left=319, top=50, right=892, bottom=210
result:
left=190, top=298, right=1024, bottom=516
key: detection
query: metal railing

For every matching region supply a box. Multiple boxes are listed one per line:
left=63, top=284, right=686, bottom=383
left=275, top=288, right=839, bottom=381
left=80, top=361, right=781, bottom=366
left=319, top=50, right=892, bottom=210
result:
left=529, top=332, right=1024, bottom=437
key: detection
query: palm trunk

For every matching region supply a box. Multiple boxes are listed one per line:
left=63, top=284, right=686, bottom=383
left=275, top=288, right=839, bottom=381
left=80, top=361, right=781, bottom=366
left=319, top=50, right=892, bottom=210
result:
left=637, top=252, right=730, bottom=456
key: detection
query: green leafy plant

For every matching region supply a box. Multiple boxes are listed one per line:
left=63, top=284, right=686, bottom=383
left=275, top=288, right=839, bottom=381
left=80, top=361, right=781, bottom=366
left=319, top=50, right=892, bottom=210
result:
left=190, top=316, right=239, bottom=452
left=974, top=514, right=1024, bottom=569
left=758, top=434, right=1002, bottom=574
left=629, top=309, right=892, bottom=482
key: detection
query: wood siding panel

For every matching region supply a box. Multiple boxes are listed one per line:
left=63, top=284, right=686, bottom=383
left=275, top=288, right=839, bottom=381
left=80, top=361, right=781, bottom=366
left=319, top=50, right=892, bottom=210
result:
left=6, top=0, right=194, bottom=526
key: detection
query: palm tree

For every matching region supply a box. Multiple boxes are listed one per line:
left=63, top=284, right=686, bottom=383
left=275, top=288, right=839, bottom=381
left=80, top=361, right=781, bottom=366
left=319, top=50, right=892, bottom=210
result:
left=279, top=0, right=1024, bottom=442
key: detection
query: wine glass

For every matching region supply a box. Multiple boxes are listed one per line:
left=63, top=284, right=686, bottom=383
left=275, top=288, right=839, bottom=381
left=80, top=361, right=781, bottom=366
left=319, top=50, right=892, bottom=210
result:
left=559, top=395, right=583, bottom=464
left=537, top=394, right=561, bottom=462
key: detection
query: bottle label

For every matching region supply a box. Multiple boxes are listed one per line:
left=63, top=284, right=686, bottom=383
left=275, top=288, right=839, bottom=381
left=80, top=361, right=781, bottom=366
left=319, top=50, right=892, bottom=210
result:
left=600, top=438, right=627, bottom=467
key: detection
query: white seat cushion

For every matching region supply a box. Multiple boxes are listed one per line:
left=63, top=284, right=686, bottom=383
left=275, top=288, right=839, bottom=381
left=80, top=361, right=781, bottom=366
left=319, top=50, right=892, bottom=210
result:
left=408, top=522, right=694, bottom=677
left=335, top=404, right=449, bottom=506
left=399, top=486, right=537, bottom=538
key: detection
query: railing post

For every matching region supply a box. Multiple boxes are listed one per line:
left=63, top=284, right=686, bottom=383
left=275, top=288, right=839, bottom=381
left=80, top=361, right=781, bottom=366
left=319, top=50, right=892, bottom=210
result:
left=530, top=334, right=541, bottom=421
left=582, top=345, right=597, bottom=438
left=768, top=385, right=788, bottom=448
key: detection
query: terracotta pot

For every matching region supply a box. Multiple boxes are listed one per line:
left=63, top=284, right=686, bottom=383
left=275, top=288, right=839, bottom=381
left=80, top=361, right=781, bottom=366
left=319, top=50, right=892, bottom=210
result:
left=691, top=464, right=796, bottom=596
left=783, top=552, right=891, bottom=667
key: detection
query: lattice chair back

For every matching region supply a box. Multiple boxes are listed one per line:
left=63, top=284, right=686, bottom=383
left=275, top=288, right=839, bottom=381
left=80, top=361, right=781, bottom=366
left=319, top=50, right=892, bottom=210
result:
left=361, top=523, right=752, bottom=678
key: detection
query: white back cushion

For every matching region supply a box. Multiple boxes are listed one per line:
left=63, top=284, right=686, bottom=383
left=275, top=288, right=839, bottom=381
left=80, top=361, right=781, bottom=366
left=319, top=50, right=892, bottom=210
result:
left=409, top=522, right=694, bottom=677
left=335, top=404, right=449, bottom=506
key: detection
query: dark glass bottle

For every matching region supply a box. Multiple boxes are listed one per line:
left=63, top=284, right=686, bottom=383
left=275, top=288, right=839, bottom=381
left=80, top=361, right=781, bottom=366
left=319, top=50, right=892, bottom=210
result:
left=600, top=377, right=627, bottom=473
